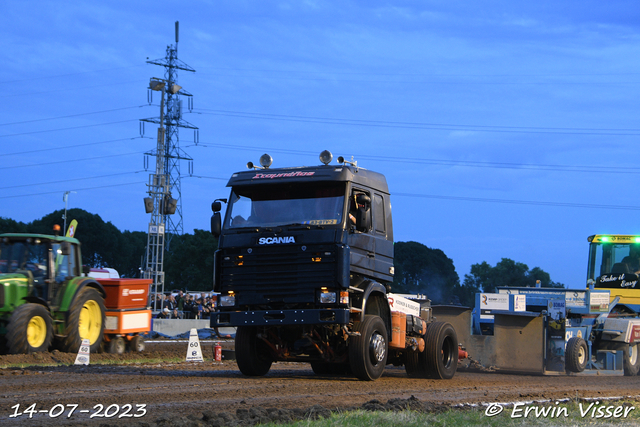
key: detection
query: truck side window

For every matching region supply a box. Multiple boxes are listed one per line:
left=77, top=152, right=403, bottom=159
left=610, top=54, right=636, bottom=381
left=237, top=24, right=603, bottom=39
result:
left=349, top=189, right=371, bottom=232
left=374, top=194, right=385, bottom=234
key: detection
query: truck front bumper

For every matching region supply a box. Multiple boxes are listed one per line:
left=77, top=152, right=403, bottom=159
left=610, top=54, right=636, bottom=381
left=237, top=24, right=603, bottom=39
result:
left=210, top=308, right=350, bottom=327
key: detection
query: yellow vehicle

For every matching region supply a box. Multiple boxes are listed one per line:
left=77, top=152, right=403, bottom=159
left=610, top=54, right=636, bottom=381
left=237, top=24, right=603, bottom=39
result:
left=587, top=234, right=640, bottom=375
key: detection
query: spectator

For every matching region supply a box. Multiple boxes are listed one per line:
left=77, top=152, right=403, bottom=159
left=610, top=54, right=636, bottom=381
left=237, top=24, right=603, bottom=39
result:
left=156, top=307, right=171, bottom=319
left=195, top=298, right=205, bottom=319
left=183, top=294, right=196, bottom=319
left=176, top=290, right=185, bottom=315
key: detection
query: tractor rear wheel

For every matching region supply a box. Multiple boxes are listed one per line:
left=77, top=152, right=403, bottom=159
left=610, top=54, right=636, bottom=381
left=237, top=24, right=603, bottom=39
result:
left=565, top=337, right=588, bottom=372
left=60, top=287, right=105, bottom=353
left=235, top=326, right=273, bottom=376
left=6, top=304, right=53, bottom=354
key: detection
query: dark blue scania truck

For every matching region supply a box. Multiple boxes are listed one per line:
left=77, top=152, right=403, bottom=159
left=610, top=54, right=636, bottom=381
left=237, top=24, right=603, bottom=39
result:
left=210, top=151, right=457, bottom=381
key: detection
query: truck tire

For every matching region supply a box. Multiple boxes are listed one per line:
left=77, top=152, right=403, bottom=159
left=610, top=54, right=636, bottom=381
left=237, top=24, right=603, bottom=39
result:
left=565, top=337, right=588, bottom=373
left=235, top=326, right=273, bottom=376
left=404, top=349, right=421, bottom=377
left=423, top=322, right=458, bottom=379
left=349, top=315, right=388, bottom=381
left=311, top=362, right=350, bottom=376
left=6, top=304, right=53, bottom=354
left=60, top=287, right=105, bottom=353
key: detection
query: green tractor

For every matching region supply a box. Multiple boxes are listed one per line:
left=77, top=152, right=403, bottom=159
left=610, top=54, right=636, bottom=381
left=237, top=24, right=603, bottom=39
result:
left=0, top=231, right=106, bottom=354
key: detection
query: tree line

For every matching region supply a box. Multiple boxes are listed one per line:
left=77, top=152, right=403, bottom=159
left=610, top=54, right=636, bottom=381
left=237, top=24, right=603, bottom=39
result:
left=1, top=209, right=563, bottom=303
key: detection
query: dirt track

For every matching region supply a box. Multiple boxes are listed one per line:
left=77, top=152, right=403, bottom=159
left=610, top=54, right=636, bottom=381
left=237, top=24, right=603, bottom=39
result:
left=1, top=341, right=639, bottom=426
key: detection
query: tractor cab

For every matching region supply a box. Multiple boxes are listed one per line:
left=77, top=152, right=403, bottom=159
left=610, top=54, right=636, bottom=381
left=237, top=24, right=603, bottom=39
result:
left=0, top=234, right=80, bottom=308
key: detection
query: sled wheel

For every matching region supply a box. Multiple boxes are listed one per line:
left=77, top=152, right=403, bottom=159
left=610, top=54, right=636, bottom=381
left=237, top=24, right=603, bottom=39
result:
left=6, top=304, right=53, bottom=354
left=235, top=326, right=273, bottom=376
left=129, top=335, right=145, bottom=352
left=566, top=337, right=588, bottom=373
left=108, top=336, right=126, bottom=354
left=349, top=315, right=388, bottom=381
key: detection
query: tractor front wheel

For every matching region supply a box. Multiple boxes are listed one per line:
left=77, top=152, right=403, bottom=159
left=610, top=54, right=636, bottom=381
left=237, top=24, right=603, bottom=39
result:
left=6, top=304, right=53, bottom=354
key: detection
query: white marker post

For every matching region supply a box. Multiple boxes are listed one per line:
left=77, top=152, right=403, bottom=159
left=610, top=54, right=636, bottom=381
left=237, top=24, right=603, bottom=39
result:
left=74, top=339, right=91, bottom=366
left=185, top=328, right=204, bottom=362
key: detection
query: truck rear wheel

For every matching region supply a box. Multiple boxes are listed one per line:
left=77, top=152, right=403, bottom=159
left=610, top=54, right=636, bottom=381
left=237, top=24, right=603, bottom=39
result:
left=565, top=337, right=588, bottom=373
left=311, top=362, right=350, bottom=376
left=349, top=315, right=388, bottom=381
left=60, top=287, right=105, bottom=353
left=6, top=304, right=53, bottom=354
left=423, top=321, right=458, bottom=379
left=235, top=326, right=273, bottom=376
left=404, top=349, right=421, bottom=377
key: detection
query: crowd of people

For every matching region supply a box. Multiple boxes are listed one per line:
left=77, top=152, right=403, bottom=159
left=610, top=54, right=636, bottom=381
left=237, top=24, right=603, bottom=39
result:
left=151, top=290, right=217, bottom=320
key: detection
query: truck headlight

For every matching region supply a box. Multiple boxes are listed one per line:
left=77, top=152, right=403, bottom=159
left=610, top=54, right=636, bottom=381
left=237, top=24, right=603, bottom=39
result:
left=220, top=295, right=236, bottom=307
left=320, top=292, right=336, bottom=304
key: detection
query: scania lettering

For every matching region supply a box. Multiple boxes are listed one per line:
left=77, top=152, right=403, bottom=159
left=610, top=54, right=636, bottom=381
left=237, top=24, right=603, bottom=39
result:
left=258, top=237, right=296, bottom=245
left=210, top=150, right=459, bottom=381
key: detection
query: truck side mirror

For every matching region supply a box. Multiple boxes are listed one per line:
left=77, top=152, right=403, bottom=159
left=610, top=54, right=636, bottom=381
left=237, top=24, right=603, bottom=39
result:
left=354, top=194, right=371, bottom=232
left=356, top=194, right=371, bottom=205
left=212, top=201, right=222, bottom=212
left=82, top=265, right=91, bottom=276
left=211, top=212, right=222, bottom=237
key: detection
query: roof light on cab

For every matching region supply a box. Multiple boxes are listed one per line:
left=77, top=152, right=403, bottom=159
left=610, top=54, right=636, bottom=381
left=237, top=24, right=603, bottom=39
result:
left=319, top=150, right=333, bottom=165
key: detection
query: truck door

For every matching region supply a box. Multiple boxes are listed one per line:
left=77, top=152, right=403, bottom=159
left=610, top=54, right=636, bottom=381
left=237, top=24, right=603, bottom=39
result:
left=348, top=188, right=375, bottom=274
left=372, top=193, right=393, bottom=280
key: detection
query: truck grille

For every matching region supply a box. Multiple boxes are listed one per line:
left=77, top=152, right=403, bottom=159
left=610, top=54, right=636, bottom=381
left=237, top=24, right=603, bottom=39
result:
left=220, top=245, right=335, bottom=306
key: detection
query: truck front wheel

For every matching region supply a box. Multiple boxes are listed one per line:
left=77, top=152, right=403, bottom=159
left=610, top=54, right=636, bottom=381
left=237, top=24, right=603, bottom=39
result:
left=349, top=315, right=388, bottom=381
left=60, top=287, right=105, bottom=353
left=235, top=326, right=273, bottom=376
left=6, top=304, right=53, bottom=354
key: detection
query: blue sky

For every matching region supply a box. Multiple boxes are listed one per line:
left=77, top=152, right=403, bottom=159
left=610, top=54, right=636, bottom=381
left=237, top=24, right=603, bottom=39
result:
left=2, top=1, right=640, bottom=288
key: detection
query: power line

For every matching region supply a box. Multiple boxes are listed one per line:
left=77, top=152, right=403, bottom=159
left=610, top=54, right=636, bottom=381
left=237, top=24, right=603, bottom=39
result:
left=0, top=181, right=145, bottom=200
left=0, top=119, right=139, bottom=138
left=394, top=192, right=640, bottom=211
left=0, top=105, right=151, bottom=127
left=189, top=142, right=640, bottom=174
left=4, top=65, right=146, bottom=84
left=194, top=108, right=640, bottom=136
left=0, top=151, right=144, bottom=170
left=1, top=79, right=147, bottom=99
left=0, top=136, right=151, bottom=157
left=0, top=170, right=147, bottom=190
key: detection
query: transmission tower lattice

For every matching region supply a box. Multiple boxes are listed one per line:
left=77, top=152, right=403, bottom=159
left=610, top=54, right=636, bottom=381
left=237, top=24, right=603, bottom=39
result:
left=140, top=21, right=199, bottom=298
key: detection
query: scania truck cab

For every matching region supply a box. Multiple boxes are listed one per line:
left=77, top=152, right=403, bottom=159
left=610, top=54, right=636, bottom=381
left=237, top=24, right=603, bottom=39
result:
left=210, top=151, right=458, bottom=381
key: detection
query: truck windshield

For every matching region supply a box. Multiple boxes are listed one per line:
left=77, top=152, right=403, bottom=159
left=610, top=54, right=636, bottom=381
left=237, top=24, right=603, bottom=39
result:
left=225, top=183, right=345, bottom=229
left=588, top=241, right=640, bottom=287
